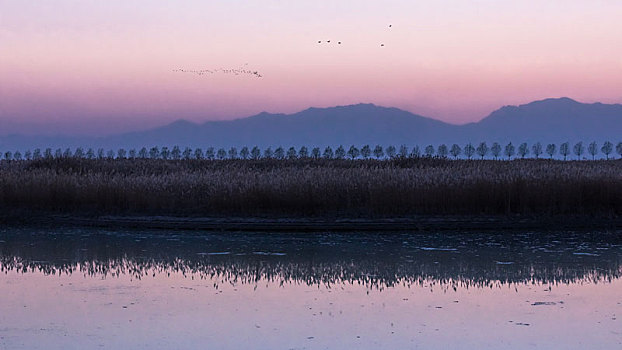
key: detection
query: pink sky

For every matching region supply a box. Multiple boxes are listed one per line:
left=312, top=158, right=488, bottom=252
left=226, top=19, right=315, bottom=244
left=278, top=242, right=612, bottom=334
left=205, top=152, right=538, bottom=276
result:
left=1, top=0, right=622, bottom=135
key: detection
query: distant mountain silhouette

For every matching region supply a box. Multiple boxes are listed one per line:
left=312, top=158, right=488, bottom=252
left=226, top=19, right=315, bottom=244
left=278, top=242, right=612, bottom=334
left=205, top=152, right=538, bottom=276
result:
left=1, top=98, right=621, bottom=150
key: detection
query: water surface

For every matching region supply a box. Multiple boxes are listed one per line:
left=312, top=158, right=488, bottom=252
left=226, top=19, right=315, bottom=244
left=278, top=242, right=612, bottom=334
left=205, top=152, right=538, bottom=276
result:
left=1, top=228, right=621, bottom=349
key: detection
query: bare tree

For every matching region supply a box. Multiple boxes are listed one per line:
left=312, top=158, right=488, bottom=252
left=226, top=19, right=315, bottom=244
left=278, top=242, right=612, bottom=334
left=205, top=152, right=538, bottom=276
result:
left=171, top=146, right=181, bottom=160
left=464, top=143, right=475, bottom=160
left=323, top=146, right=334, bottom=159
left=160, top=147, right=170, bottom=160
left=424, top=145, right=435, bottom=157
left=311, top=147, right=321, bottom=159
left=517, top=143, right=529, bottom=159
left=373, top=145, right=384, bottom=159
left=194, top=148, right=204, bottom=160
left=138, top=147, right=148, bottom=159
left=476, top=142, right=488, bottom=160
left=240, top=147, right=249, bottom=159
left=299, top=146, right=309, bottom=158
left=206, top=147, right=216, bottom=160
left=216, top=148, right=227, bottom=160
left=545, top=144, right=556, bottom=159
left=286, top=147, right=297, bottom=159
left=617, top=142, right=622, bottom=159
left=24, top=150, right=32, bottom=160
left=532, top=142, right=543, bottom=159
left=250, top=146, right=260, bottom=160
left=587, top=141, right=598, bottom=160
left=182, top=147, right=192, bottom=160
left=274, top=147, right=284, bottom=159
left=347, top=145, right=360, bottom=159
left=437, top=144, right=448, bottom=158
left=149, top=147, right=159, bottom=159
left=601, top=141, right=613, bottom=160
left=559, top=142, right=570, bottom=160
left=361, top=145, right=371, bottom=159
left=335, top=146, right=346, bottom=159
left=228, top=147, right=239, bottom=159
left=450, top=144, right=461, bottom=159
left=128, top=149, right=137, bottom=159
left=398, top=145, right=409, bottom=158
left=573, top=142, right=585, bottom=160
left=13, top=151, right=22, bottom=161
left=3, top=151, right=12, bottom=161
left=117, top=148, right=127, bottom=159
left=86, top=148, right=95, bottom=159
left=33, top=149, right=42, bottom=160
left=45, top=148, right=53, bottom=159
left=106, top=150, right=115, bottom=159
left=263, top=147, right=273, bottom=159
left=490, top=142, right=501, bottom=160
left=504, top=142, right=515, bottom=160
left=55, top=148, right=63, bottom=159
left=410, top=146, right=421, bottom=158
left=386, top=146, right=396, bottom=159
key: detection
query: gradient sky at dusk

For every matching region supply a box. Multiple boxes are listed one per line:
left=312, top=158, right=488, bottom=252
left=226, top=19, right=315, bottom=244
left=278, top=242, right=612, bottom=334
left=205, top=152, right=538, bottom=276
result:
left=2, top=0, right=622, bottom=135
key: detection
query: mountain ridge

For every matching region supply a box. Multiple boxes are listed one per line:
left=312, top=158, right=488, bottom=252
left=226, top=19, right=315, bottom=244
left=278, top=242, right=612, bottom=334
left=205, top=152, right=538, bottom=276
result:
left=1, top=97, right=621, bottom=150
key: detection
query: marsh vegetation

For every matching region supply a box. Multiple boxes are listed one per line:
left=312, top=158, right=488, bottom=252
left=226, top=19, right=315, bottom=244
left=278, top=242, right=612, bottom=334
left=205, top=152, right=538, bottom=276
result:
left=1, top=156, right=620, bottom=218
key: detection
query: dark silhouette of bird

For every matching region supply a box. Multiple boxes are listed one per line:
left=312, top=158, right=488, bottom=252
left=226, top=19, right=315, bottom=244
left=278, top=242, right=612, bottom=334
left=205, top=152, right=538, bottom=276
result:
left=327, top=40, right=331, bottom=43
left=338, top=41, right=341, bottom=44
left=381, top=43, right=385, bottom=47
left=389, top=24, right=392, bottom=28
left=318, top=40, right=321, bottom=43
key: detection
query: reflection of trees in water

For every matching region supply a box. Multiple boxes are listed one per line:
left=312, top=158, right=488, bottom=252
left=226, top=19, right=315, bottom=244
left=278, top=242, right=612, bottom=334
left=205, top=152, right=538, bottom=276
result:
left=1, top=230, right=621, bottom=290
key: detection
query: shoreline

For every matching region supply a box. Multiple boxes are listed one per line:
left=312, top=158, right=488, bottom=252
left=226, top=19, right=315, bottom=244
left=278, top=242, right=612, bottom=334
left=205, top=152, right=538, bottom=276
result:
left=4, top=214, right=622, bottom=232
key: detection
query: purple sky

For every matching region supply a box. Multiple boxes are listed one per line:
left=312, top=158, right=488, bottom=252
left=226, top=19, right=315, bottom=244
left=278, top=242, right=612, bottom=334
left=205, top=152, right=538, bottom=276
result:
left=2, top=0, right=622, bottom=135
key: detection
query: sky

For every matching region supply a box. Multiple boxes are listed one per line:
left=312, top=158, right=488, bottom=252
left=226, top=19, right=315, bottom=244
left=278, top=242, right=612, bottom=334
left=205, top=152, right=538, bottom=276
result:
left=1, top=0, right=622, bottom=136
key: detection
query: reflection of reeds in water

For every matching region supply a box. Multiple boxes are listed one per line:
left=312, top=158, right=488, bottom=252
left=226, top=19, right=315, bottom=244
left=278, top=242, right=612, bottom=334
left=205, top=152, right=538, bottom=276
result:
left=1, top=158, right=621, bottom=216
left=1, top=230, right=621, bottom=290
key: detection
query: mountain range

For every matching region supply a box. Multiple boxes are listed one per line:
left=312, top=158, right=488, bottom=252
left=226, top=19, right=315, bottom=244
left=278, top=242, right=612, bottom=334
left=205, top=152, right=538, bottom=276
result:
left=1, top=97, right=621, bottom=150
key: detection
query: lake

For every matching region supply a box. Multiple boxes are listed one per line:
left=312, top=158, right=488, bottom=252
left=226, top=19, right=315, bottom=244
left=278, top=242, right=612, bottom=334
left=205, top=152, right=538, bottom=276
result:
left=1, top=228, right=621, bottom=349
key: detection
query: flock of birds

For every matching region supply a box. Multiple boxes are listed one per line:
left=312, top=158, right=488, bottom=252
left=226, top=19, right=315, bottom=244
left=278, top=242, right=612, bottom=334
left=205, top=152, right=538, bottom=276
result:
left=174, top=24, right=393, bottom=79
left=318, top=24, right=392, bottom=47
left=173, top=65, right=263, bottom=78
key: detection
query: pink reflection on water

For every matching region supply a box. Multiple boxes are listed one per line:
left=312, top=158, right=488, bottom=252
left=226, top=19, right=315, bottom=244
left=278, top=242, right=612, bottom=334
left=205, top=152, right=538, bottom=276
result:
left=1, top=269, right=620, bottom=349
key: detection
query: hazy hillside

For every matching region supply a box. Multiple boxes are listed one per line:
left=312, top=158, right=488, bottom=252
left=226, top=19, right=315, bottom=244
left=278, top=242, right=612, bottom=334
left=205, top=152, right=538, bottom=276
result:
left=1, top=98, right=621, bottom=150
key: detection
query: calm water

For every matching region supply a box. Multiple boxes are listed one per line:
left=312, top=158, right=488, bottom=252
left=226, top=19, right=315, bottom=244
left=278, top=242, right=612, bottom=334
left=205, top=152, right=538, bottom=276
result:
left=1, top=228, right=621, bottom=349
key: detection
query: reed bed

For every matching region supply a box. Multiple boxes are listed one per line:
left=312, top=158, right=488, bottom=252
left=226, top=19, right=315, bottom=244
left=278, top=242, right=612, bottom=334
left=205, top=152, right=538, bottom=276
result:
left=0, top=158, right=621, bottom=217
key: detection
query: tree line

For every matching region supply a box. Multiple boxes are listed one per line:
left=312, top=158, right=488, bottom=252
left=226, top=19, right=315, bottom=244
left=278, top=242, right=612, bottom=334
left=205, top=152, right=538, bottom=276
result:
left=2, top=141, right=622, bottom=161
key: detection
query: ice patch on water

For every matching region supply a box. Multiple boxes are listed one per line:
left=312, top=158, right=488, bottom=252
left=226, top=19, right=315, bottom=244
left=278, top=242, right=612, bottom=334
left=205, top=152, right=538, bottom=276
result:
left=253, top=252, right=287, bottom=256
left=573, top=252, right=600, bottom=256
left=197, top=252, right=231, bottom=256
left=420, top=247, right=458, bottom=251
left=496, top=261, right=514, bottom=265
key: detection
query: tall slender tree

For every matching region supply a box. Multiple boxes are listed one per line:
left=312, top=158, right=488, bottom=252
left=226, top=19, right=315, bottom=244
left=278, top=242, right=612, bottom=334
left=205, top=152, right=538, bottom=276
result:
left=450, top=144, right=461, bottom=159
left=504, top=142, right=515, bottom=160
left=587, top=141, right=598, bottom=160
left=573, top=142, right=585, bottom=160
left=559, top=142, right=570, bottom=160
left=240, top=146, right=249, bottom=159
left=532, top=142, right=543, bottom=159
left=464, top=143, right=475, bottom=160
left=490, top=142, right=501, bottom=160
left=361, top=145, right=371, bottom=159
left=373, top=145, right=384, bottom=159
left=476, top=142, right=488, bottom=160
left=545, top=144, right=556, bottom=159
left=299, top=146, right=309, bottom=158
left=601, top=141, right=613, bottom=160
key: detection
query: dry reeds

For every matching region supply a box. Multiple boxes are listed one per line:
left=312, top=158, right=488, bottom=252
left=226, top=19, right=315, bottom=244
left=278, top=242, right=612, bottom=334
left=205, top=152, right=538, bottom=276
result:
left=0, top=158, right=621, bottom=217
